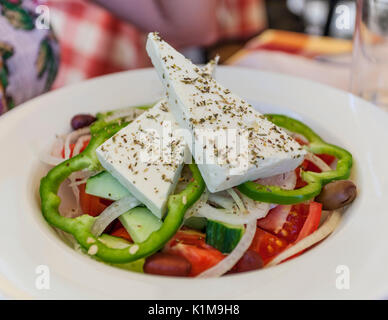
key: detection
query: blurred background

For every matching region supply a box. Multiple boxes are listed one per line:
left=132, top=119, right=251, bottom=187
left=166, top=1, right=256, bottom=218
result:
left=0, top=0, right=372, bottom=114
left=271, top=0, right=355, bottom=37
left=209, top=0, right=356, bottom=62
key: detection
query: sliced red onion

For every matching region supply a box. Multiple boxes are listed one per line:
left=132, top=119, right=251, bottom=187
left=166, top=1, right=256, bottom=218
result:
left=40, top=153, right=64, bottom=166
left=41, top=132, right=91, bottom=166
left=52, top=136, right=64, bottom=157
left=195, top=201, right=270, bottom=225
left=41, top=125, right=90, bottom=166
left=196, top=219, right=257, bottom=278
left=60, top=209, right=76, bottom=219
left=68, top=179, right=88, bottom=188
left=192, top=187, right=270, bottom=225
left=72, top=135, right=91, bottom=156
left=68, top=170, right=97, bottom=188
left=251, top=170, right=296, bottom=212
left=305, top=152, right=332, bottom=172
left=184, top=189, right=209, bottom=219
left=257, top=204, right=292, bottom=233
left=68, top=173, right=81, bottom=216
left=207, top=193, right=234, bottom=210
left=266, top=210, right=341, bottom=267
left=91, top=195, right=141, bottom=237
left=40, top=137, right=65, bottom=166
left=227, top=188, right=246, bottom=213
left=241, top=195, right=272, bottom=220
left=291, top=132, right=309, bottom=145
left=64, top=127, right=90, bottom=160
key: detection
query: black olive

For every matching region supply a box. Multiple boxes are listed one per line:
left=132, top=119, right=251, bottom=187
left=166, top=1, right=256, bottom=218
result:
left=71, top=114, right=96, bottom=130
left=315, top=180, right=357, bottom=210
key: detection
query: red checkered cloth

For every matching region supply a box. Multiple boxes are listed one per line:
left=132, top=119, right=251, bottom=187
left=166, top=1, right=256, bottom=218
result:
left=46, top=0, right=266, bottom=89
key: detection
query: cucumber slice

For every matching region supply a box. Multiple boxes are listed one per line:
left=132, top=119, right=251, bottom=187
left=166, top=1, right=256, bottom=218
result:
left=119, top=207, right=162, bottom=243
left=98, top=234, right=144, bottom=272
left=206, top=220, right=244, bottom=253
left=184, top=216, right=207, bottom=231
left=85, top=171, right=131, bottom=201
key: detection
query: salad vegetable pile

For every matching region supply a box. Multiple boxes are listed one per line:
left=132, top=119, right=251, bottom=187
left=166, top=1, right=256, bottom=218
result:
left=39, top=33, right=357, bottom=277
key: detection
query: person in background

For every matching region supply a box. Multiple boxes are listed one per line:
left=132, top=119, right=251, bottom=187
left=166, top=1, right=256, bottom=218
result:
left=0, top=0, right=266, bottom=115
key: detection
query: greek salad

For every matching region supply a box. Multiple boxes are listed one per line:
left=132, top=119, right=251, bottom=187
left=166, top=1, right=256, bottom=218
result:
left=39, top=33, right=356, bottom=277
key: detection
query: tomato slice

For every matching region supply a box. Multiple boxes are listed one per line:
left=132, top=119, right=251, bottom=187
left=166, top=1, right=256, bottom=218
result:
left=295, top=159, right=322, bottom=189
left=294, top=136, right=309, bottom=146
left=294, top=202, right=322, bottom=243
left=280, top=202, right=323, bottom=262
left=111, top=226, right=133, bottom=242
left=249, top=228, right=288, bottom=265
left=61, top=144, right=75, bottom=159
left=78, top=189, right=132, bottom=238
left=301, top=159, right=321, bottom=173
left=277, top=204, right=311, bottom=243
left=254, top=202, right=322, bottom=264
left=317, top=153, right=335, bottom=166
left=164, top=230, right=225, bottom=277
left=258, top=203, right=306, bottom=243
left=294, top=135, right=335, bottom=166
left=167, top=229, right=206, bottom=246
left=258, top=202, right=322, bottom=243
left=78, top=183, right=113, bottom=217
left=294, top=167, right=307, bottom=189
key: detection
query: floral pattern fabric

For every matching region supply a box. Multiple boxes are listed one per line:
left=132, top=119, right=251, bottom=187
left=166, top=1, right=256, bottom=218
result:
left=0, top=0, right=59, bottom=114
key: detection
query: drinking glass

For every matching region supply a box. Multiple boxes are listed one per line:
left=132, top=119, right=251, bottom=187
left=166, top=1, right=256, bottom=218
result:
left=350, top=0, right=388, bottom=110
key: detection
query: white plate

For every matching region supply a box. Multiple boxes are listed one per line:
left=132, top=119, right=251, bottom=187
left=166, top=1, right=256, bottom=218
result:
left=0, top=67, right=387, bottom=299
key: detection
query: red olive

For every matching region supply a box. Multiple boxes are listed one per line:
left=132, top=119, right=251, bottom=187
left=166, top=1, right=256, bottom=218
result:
left=71, top=114, right=96, bottom=130
left=233, top=250, right=263, bottom=273
left=144, top=253, right=191, bottom=277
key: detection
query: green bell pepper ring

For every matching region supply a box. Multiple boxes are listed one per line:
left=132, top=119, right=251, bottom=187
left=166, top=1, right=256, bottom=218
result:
left=40, top=121, right=205, bottom=264
left=237, top=114, right=353, bottom=205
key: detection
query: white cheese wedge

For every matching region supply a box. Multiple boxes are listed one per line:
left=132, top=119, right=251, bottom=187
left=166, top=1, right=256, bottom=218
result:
left=146, top=32, right=306, bottom=193
left=96, top=60, right=218, bottom=218
left=96, top=100, right=186, bottom=218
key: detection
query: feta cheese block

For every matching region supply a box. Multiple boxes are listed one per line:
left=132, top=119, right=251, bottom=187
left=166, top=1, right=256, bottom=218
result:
left=96, top=100, right=186, bottom=218
left=146, top=32, right=306, bottom=193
